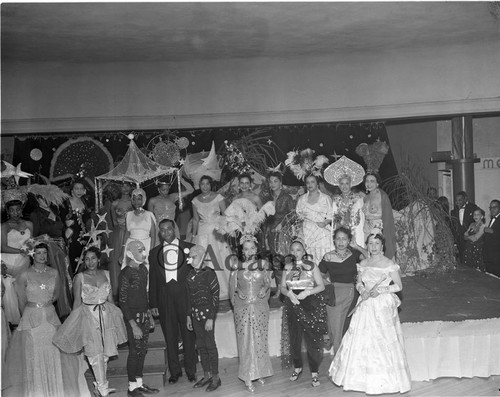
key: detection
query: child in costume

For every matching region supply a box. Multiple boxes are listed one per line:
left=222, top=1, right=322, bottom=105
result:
left=119, top=241, right=159, bottom=397
left=186, top=245, right=221, bottom=392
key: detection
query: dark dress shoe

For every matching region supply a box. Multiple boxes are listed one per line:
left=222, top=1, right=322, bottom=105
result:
left=187, top=373, right=197, bottom=382
left=137, top=384, right=160, bottom=394
left=206, top=378, right=221, bottom=392
left=168, top=373, right=182, bottom=384
left=127, top=389, right=144, bottom=397
left=193, top=377, right=211, bottom=388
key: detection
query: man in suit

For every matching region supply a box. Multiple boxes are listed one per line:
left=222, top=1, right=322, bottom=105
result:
left=450, top=191, right=478, bottom=263
left=483, top=199, right=500, bottom=277
left=149, top=219, right=197, bottom=383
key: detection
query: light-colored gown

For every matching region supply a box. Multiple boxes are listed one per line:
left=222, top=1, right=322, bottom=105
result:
left=193, top=194, right=232, bottom=300
left=123, top=210, right=156, bottom=269
left=230, top=267, right=273, bottom=382
left=296, top=191, right=334, bottom=264
left=4, top=271, right=90, bottom=397
left=53, top=274, right=127, bottom=358
left=2, top=228, right=31, bottom=324
left=329, top=262, right=411, bottom=394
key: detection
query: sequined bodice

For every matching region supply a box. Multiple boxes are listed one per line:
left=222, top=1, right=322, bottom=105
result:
left=285, top=265, right=316, bottom=290
left=235, top=269, right=268, bottom=302
left=82, top=279, right=111, bottom=305
left=26, top=272, right=56, bottom=305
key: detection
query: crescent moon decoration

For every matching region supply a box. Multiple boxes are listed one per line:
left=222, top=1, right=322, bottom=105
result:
left=49, top=137, right=114, bottom=183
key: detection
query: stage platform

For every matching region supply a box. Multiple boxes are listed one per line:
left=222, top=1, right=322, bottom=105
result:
left=214, top=266, right=500, bottom=382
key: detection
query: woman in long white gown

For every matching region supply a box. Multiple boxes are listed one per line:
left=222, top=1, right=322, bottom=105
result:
left=192, top=175, right=232, bottom=300
left=295, top=174, right=334, bottom=265
left=1, top=196, right=33, bottom=324
left=329, top=233, right=411, bottom=395
left=123, top=189, right=157, bottom=270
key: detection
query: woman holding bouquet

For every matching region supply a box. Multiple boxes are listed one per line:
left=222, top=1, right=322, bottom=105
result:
left=329, top=233, right=411, bottom=394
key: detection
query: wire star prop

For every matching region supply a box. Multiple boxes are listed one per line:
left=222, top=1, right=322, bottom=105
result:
left=82, top=219, right=106, bottom=242
left=101, top=245, right=114, bottom=258
left=97, top=212, right=108, bottom=225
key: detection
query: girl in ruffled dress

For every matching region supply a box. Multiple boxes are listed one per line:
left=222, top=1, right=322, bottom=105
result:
left=53, top=246, right=127, bottom=396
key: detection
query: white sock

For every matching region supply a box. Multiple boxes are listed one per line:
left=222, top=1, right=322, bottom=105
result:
left=136, top=377, right=143, bottom=387
left=128, top=381, right=138, bottom=391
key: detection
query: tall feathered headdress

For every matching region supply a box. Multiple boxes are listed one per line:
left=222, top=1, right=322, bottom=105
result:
left=1, top=188, right=28, bottom=209
left=211, top=198, right=275, bottom=244
left=27, top=184, right=70, bottom=206
left=285, top=148, right=329, bottom=181
left=355, top=141, right=389, bottom=174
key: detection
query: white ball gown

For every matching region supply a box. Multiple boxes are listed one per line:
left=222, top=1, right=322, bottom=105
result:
left=329, top=262, right=411, bottom=394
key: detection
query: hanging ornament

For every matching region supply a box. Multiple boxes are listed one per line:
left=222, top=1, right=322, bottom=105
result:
left=152, top=141, right=181, bottom=167
left=30, top=148, right=43, bottom=161
left=175, top=137, right=189, bottom=149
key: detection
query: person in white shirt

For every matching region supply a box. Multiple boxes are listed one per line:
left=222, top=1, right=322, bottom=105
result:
left=148, top=219, right=197, bottom=384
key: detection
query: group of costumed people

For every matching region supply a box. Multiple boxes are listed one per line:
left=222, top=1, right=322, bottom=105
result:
left=1, top=139, right=411, bottom=396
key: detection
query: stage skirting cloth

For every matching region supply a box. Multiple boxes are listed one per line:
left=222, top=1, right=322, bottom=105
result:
left=214, top=309, right=500, bottom=382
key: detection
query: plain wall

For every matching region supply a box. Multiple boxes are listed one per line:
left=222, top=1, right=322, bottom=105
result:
left=2, top=40, right=500, bottom=134
left=386, top=121, right=438, bottom=187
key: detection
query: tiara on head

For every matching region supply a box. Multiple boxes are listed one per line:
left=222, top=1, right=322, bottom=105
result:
left=240, top=233, right=258, bottom=246
left=290, top=236, right=307, bottom=249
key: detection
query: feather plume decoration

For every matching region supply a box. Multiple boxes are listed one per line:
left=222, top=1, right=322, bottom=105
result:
left=285, top=148, right=330, bottom=181
left=27, top=184, right=70, bottom=206
left=211, top=198, right=275, bottom=239
left=355, top=141, right=389, bottom=174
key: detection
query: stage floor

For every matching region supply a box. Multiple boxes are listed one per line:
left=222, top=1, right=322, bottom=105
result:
left=398, top=266, right=500, bottom=323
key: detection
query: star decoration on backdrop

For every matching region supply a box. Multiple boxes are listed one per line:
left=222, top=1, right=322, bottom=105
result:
left=267, top=139, right=273, bottom=145
left=331, top=151, right=342, bottom=161
left=97, top=213, right=107, bottom=224
left=100, top=227, right=112, bottom=237
left=82, top=219, right=105, bottom=242
left=40, top=284, right=46, bottom=290
left=101, top=245, right=114, bottom=258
